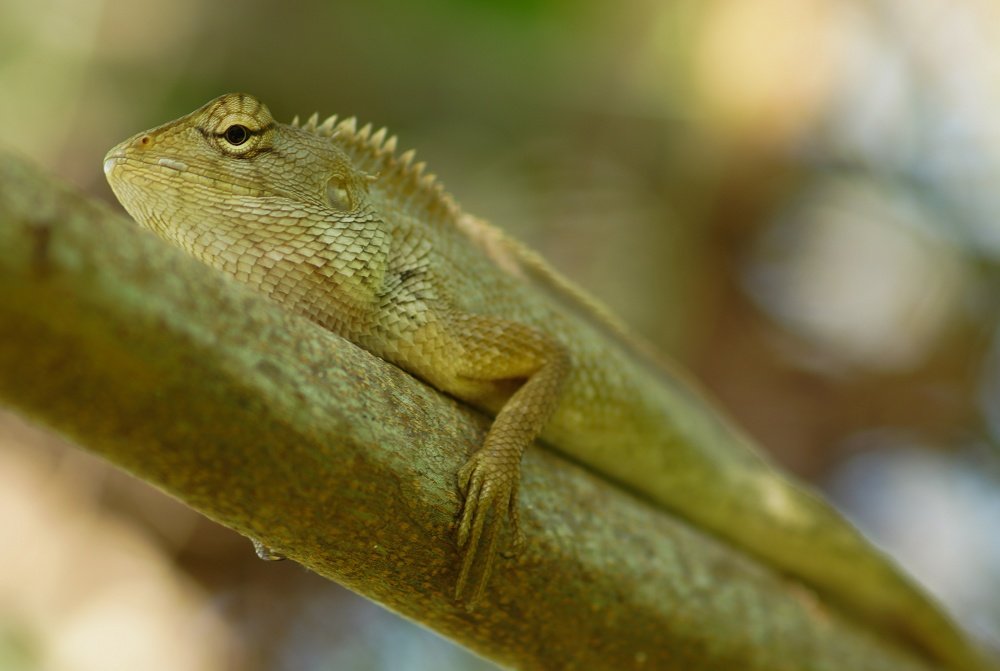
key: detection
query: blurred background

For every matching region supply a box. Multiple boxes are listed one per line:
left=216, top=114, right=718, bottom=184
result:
left=2, top=0, right=1000, bottom=668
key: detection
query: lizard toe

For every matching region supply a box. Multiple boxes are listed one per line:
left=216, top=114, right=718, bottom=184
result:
left=454, top=453, right=518, bottom=606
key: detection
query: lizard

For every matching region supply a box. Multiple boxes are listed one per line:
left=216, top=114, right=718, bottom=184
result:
left=102, top=93, right=987, bottom=671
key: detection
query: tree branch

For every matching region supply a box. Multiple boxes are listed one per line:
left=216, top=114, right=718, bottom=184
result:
left=0, top=151, right=940, bottom=671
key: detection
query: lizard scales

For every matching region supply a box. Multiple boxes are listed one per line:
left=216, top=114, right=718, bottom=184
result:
left=103, top=93, right=986, bottom=670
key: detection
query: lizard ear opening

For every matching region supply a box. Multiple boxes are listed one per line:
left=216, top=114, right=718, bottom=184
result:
left=326, top=174, right=354, bottom=211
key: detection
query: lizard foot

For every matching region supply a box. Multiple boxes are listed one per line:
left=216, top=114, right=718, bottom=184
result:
left=454, top=450, right=522, bottom=607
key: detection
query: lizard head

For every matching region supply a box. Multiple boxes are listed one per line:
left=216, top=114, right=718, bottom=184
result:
left=103, top=93, right=368, bottom=244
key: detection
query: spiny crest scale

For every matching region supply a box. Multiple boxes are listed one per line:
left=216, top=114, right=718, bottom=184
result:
left=288, top=108, right=462, bottom=223
left=398, top=149, right=416, bottom=166
left=318, top=114, right=338, bottom=135
left=338, top=117, right=357, bottom=134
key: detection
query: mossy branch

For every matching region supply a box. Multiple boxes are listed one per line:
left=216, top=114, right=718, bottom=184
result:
left=0, top=151, right=940, bottom=671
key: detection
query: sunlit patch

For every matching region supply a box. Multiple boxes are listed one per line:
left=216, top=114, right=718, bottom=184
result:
left=690, top=0, right=855, bottom=147
left=756, top=474, right=811, bottom=530
left=745, top=178, right=966, bottom=371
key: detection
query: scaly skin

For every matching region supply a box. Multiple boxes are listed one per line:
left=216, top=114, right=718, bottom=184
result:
left=104, top=93, right=986, bottom=670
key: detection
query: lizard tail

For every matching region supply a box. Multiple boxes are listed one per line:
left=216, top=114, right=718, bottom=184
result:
left=722, top=469, right=988, bottom=671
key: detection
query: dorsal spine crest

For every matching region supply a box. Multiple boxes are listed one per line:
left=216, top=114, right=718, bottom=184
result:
left=295, top=111, right=462, bottom=223
left=318, top=114, right=338, bottom=135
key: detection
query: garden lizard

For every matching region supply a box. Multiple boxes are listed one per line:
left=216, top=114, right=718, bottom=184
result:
left=104, top=93, right=986, bottom=670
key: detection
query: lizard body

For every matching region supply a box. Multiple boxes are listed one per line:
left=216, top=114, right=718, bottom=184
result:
left=104, top=94, right=985, bottom=670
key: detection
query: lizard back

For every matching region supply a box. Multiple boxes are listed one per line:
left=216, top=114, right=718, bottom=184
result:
left=318, top=106, right=988, bottom=671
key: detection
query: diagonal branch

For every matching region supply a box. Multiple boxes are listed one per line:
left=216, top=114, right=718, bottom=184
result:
left=0, top=151, right=941, bottom=671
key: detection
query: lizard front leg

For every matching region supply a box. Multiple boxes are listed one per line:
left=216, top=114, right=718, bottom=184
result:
left=440, top=313, right=570, bottom=606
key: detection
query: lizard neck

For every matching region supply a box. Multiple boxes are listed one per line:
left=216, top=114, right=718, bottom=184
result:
left=149, top=193, right=391, bottom=335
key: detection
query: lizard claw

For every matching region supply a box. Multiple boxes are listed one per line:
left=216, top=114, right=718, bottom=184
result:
left=454, top=450, right=522, bottom=606
left=502, top=494, right=526, bottom=559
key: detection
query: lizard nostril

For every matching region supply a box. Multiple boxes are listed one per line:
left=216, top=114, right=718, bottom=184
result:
left=137, top=134, right=151, bottom=148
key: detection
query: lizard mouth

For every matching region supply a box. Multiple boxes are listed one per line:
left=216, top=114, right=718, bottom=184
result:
left=103, top=151, right=190, bottom=177
left=103, top=146, right=264, bottom=198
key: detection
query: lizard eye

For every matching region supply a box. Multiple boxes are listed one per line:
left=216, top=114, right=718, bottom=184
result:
left=224, top=124, right=250, bottom=146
